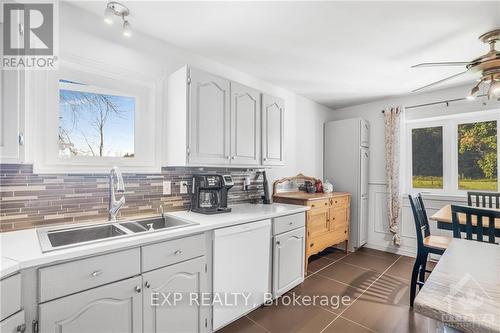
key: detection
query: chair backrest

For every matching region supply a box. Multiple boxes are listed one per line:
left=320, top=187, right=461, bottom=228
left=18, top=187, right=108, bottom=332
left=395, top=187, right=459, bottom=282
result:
left=408, top=193, right=431, bottom=248
left=467, top=191, right=500, bottom=209
left=451, top=204, right=499, bottom=244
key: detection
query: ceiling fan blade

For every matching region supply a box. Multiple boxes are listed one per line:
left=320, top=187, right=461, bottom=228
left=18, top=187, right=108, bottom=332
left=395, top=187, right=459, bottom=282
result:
left=411, top=62, right=470, bottom=68
left=412, top=70, right=469, bottom=93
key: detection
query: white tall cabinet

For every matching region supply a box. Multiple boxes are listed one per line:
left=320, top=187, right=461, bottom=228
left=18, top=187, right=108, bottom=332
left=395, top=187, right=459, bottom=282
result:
left=165, top=66, right=284, bottom=167
left=0, top=68, right=24, bottom=163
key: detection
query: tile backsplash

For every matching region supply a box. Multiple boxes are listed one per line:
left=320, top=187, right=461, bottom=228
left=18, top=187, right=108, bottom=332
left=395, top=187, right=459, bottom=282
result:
left=0, top=164, right=264, bottom=232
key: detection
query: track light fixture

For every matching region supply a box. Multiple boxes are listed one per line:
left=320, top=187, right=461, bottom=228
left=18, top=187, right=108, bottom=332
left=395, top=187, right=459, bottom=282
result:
left=103, top=2, right=131, bottom=37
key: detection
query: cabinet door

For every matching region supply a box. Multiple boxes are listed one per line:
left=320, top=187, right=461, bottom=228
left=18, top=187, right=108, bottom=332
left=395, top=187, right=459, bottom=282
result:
left=230, top=82, right=261, bottom=165
left=261, top=94, right=284, bottom=166
left=188, top=68, right=230, bottom=165
left=307, top=208, right=330, bottom=239
left=0, top=12, right=23, bottom=163
left=143, top=257, right=208, bottom=333
left=0, top=310, right=25, bottom=333
left=39, top=277, right=142, bottom=333
left=273, top=228, right=305, bottom=297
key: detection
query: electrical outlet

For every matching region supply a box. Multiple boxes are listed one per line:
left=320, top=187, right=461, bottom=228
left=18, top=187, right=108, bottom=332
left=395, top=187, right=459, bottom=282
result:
left=163, top=181, right=171, bottom=195
left=179, top=181, right=188, bottom=194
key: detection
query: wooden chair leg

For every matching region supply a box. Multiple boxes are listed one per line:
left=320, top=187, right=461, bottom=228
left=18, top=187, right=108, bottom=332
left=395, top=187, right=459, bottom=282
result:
left=418, top=255, right=428, bottom=288
left=410, top=254, right=423, bottom=308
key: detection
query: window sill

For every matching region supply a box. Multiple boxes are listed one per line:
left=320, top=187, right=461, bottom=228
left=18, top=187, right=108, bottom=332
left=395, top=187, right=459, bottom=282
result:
left=403, top=192, right=468, bottom=202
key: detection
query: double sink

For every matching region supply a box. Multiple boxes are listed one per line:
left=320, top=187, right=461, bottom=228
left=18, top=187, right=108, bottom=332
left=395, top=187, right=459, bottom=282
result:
left=37, top=216, right=198, bottom=252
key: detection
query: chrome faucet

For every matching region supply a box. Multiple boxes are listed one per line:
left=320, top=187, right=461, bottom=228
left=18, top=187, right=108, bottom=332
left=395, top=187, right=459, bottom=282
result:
left=108, top=166, right=125, bottom=221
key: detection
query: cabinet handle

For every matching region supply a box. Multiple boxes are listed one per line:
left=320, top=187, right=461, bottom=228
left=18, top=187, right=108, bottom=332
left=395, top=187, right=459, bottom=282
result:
left=231, top=156, right=235, bottom=159
left=226, top=156, right=231, bottom=160
left=135, top=285, right=142, bottom=293
left=276, top=241, right=281, bottom=245
left=174, top=250, right=183, bottom=255
left=16, top=324, right=26, bottom=333
left=263, top=157, right=268, bottom=161
left=90, top=270, right=102, bottom=277
left=288, top=222, right=293, bottom=225
left=310, top=243, right=314, bottom=247
left=145, top=281, right=151, bottom=288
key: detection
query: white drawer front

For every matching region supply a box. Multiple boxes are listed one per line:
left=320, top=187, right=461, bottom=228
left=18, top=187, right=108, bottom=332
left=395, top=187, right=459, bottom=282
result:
left=273, top=212, right=305, bottom=235
left=0, top=274, right=21, bottom=321
left=0, top=310, right=25, bottom=333
left=142, top=234, right=205, bottom=272
left=39, top=248, right=140, bottom=302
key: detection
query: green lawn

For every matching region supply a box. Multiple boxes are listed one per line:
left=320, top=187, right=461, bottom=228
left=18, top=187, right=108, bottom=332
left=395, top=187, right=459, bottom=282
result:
left=458, top=178, right=498, bottom=191
left=413, top=176, right=498, bottom=191
left=413, top=176, right=443, bottom=189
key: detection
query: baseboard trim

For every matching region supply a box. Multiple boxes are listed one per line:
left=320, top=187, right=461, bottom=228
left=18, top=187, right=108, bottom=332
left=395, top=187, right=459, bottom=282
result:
left=364, top=243, right=416, bottom=258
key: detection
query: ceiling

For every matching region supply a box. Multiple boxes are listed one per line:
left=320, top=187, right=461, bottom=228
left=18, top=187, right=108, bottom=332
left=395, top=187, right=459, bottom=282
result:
left=69, top=1, right=500, bottom=109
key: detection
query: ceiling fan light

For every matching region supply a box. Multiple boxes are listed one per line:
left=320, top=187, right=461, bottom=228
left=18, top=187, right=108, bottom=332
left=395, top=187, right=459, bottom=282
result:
left=104, top=6, right=114, bottom=24
left=123, top=20, right=132, bottom=37
left=488, top=80, right=500, bottom=100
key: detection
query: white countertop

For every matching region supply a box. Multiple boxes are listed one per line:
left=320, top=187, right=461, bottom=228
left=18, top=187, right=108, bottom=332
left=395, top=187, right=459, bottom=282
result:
left=0, top=203, right=308, bottom=279
left=414, top=239, right=500, bottom=333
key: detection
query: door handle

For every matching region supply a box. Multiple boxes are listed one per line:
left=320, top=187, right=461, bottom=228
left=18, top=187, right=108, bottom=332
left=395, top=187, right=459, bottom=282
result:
left=135, top=285, right=142, bottom=293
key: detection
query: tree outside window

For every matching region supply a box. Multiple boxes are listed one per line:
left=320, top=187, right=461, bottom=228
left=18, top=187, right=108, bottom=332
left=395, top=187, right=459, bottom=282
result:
left=458, top=121, right=497, bottom=191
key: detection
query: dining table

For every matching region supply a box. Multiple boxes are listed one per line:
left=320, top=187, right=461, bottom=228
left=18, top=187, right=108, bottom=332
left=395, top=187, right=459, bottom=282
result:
left=430, top=204, right=500, bottom=237
left=414, top=238, right=500, bottom=333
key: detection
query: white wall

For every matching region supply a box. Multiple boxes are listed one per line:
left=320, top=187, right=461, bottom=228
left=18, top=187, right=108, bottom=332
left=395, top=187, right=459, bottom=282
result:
left=46, top=3, right=332, bottom=183
left=327, top=84, right=500, bottom=256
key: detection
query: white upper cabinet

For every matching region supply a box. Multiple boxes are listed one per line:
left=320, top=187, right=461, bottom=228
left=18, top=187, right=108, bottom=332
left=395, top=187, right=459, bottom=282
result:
left=262, top=94, right=285, bottom=166
left=230, top=82, right=261, bottom=165
left=188, top=68, right=231, bottom=165
left=165, top=66, right=284, bottom=167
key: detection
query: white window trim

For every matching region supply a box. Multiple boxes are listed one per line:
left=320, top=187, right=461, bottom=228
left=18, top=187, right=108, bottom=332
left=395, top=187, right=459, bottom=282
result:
left=32, top=59, right=160, bottom=173
left=404, top=109, right=500, bottom=196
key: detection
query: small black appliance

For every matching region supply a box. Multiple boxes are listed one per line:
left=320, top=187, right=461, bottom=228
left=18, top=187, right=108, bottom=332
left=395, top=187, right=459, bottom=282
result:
left=191, top=174, right=234, bottom=214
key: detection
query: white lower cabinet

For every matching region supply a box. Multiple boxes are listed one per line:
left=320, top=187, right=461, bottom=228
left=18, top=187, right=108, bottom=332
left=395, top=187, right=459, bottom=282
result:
left=142, top=256, right=209, bottom=333
left=273, top=227, right=305, bottom=297
left=39, top=276, right=143, bottom=333
left=0, top=310, right=26, bottom=333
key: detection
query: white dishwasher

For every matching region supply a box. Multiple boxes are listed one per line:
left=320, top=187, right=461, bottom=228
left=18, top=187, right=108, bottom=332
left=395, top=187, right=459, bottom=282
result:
left=213, top=219, right=271, bottom=331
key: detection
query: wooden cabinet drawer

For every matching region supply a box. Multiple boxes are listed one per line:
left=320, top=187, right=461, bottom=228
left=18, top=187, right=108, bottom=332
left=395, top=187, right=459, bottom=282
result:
left=39, top=248, right=140, bottom=302
left=330, top=196, right=349, bottom=208
left=307, top=199, right=330, bottom=209
left=273, top=212, right=305, bottom=235
left=0, top=274, right=21, bottom=321
left=142, top=233, right=205, bottom=272
left=0, top=310, right=24, bottom=333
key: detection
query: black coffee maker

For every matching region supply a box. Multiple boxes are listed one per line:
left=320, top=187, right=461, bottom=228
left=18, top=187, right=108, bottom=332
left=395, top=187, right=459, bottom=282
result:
left=191, top=174, right=234, bottom=214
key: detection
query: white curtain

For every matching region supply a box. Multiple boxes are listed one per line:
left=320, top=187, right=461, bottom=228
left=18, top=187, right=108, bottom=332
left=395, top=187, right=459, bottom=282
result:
left=384, top=107, right=403, bottom=246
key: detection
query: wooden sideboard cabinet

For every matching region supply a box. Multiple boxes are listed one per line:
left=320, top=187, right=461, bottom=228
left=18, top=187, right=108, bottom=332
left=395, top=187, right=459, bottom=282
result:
left=273, top=175, right=351, bottom=272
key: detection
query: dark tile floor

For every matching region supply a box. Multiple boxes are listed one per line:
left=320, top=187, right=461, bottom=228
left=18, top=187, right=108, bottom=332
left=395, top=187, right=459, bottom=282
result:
left=219, top=247, right=445, bottom=333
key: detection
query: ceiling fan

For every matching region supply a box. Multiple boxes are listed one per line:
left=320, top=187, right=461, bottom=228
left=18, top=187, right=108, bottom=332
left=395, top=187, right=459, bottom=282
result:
left=412, top=29, right=500, bottom=101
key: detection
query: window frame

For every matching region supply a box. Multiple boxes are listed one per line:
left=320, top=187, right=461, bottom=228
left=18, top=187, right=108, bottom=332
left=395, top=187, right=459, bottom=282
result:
left=405, top=109, right=500, bottom=195
left=33, top=60, right=160, bottom=173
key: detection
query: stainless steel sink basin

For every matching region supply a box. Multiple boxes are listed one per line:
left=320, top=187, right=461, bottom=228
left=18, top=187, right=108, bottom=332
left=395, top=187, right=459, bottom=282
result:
left=37, top=216, right=198, bottom=252
left=119, top=216, right=197, bottom=233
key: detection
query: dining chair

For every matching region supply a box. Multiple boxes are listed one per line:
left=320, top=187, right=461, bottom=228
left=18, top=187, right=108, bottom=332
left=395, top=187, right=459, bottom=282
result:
left=451, top=204, right=499, bottom=244
left=408, top=193, right=451, bottom=307
left=467, top=191, right=500, bottom=209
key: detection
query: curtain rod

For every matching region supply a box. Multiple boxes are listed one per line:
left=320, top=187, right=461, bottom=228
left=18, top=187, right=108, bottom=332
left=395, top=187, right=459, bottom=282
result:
left=381, top=94, right=488, bottom=113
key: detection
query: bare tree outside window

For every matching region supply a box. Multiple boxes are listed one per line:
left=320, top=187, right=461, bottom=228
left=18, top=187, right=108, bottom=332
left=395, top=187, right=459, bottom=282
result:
left=58, top=81, right=135, bottom=158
